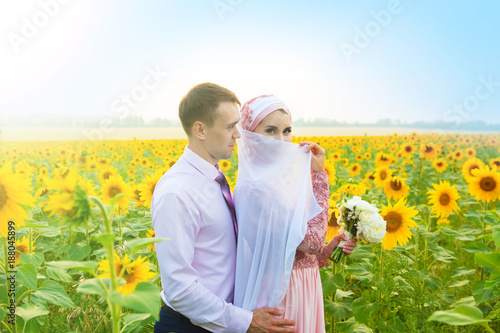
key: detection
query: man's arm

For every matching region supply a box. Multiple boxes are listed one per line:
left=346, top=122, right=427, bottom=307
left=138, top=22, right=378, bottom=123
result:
left=153, top=193, right=252, bottom=332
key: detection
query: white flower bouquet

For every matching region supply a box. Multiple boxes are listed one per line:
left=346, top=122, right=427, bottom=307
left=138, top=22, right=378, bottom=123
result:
left=330, top=196, right=386, bottom=263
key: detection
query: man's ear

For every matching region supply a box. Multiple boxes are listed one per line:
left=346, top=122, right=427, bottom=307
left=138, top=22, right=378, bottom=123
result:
left=192, top=121, right=206, bottom=140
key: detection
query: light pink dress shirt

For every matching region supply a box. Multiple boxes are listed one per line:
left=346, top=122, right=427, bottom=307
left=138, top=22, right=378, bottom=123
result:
left=152, top=146, right=253, bottom=332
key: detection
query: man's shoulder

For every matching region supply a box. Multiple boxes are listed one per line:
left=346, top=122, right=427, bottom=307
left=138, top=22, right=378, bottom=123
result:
left=154, top=158, right=199, bottom=196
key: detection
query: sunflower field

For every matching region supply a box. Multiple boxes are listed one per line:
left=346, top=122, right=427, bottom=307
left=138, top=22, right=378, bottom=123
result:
left=0, top=132, right=499, bottom=333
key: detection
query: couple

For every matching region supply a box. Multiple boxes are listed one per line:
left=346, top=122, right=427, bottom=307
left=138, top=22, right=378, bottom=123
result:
left=151, top=83, right=356, bottom=333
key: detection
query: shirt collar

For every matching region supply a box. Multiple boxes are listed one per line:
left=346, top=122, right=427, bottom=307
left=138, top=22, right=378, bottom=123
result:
left=183, top=145, right=221, bottom=181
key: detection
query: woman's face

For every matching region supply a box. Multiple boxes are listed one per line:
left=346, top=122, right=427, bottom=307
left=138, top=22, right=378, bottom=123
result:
left=253, top=110, right=292, bottom=143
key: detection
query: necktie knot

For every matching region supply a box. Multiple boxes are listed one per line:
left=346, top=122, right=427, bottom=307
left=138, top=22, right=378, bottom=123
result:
left=215, top=171, right=228, bottom=186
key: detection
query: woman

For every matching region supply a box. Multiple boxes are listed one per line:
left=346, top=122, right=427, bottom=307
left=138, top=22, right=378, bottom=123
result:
left=233, top=95, right=356, bottom=332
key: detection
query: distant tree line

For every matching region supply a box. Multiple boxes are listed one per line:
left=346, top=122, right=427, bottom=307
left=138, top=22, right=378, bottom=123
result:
left=1, top=114, right=499, bottom=131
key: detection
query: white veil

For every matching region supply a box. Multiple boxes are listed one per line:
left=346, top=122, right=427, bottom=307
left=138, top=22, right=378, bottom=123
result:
left=233, top=127, right=323, bottom=310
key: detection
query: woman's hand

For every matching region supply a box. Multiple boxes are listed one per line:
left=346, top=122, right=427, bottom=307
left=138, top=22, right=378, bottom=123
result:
left=299, top=141, right=325, bottom=172
left=318, top=234, right=357, bottom=261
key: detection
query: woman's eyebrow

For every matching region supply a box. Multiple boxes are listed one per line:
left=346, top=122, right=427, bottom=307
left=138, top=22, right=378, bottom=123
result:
left=265, top=125, right=278, bottom=129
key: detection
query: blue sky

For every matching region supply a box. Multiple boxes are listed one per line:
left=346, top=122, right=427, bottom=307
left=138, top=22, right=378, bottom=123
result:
left=1, top=0, right=499, bottom=124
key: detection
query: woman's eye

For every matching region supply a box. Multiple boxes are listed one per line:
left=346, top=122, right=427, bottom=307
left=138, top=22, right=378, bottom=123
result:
left=284, top=129, right=292, bottom=134
left=266, top=129, right=276, bottom=134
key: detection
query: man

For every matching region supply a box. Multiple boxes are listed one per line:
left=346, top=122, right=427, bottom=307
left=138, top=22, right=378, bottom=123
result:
left=152, top=83, right=296, bottom=332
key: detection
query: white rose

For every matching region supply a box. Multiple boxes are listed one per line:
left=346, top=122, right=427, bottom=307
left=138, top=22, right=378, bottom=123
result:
left=357, top=212, right=386, bottom=243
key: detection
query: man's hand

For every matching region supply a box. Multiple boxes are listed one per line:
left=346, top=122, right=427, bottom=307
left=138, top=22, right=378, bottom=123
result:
left=247, top=307, right=296, bottom=333
left=318, top=234, right=357, bottom=261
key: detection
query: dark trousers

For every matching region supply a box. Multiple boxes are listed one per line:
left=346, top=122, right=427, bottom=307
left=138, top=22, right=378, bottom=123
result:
left=154, top=306, right=210, bottom=333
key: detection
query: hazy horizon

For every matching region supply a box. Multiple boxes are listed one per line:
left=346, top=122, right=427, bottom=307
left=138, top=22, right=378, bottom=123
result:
left=1, top=1, right=499, bottom=126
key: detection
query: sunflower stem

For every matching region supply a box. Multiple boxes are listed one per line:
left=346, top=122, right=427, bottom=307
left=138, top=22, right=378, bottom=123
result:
left=89, top=196, right=121, bottom=333
left=481, top=202, right=487, bottom=282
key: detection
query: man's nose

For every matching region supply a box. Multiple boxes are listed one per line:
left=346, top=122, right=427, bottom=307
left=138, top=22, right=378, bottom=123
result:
left=234, top=126, right=241, bottom=139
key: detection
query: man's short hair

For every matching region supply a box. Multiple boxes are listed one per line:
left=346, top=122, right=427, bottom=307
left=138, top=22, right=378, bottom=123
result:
left=179, top=83, right=240, bottom=136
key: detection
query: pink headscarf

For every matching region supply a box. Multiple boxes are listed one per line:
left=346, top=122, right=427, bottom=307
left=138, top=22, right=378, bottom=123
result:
left=240, top=95, right=291, bottom=131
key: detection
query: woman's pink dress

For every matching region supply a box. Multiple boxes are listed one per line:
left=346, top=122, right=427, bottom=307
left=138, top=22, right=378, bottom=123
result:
left=278, top=170, right=329, bottom=333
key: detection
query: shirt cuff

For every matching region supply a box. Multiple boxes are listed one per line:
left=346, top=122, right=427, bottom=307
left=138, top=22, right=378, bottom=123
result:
left=225, top=306, right=253, bottom=333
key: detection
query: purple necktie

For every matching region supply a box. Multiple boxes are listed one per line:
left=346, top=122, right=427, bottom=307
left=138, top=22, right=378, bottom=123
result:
left=215, top=171, right=238, bottom=239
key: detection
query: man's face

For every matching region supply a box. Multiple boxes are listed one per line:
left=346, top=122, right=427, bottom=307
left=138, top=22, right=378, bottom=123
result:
left=204, top=101, right=241, bottom=162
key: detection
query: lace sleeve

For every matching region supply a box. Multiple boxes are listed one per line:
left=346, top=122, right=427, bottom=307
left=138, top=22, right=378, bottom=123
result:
left=296, top=170, right=329, bottom=254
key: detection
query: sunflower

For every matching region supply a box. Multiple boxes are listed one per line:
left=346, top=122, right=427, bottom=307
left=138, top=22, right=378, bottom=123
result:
left=420, top=143, right=437, bottom=161
left=462, top=158, right=485, bottom=182
left=401, top=143, right=415, bottom=156
left=489, top=158, right=500, bottom=169
left=140, top=158, right=150, bottom=168
left=324, top=163, right=337, bottom=186
left=348, top=163, right=362, bottom=177
left=131, top=183, right=145, bottom=208
left=325, top=199, right=340, bottom=242
left=15, top=236, right=34, bottom=265
left=146, top=229, right=156, bottom=251
left=384, top=176, right=410, bottom=200
left=46, top=169, right=91, bottom=225
left=98, top=252, right=156, bottom=295
left=220, top=160, right=232, bottom=172
left=341, top=158, right=349, bottom=167
left=432, top=158, right=448, bottom=173
left=98, top=165, right=118, bottom=185
left=427, top=181, right=460, bottom=218
left=328, top=152, right=341, bottom=163
left=101, top=175, right=132, bottom=213
left=139, top=170, right=164, bottom=208
left=467, top=166, right=500, bottom=203
left=337, top=183, right=367, bottom=196
left=375, top=152, right=394, bottom=167
left=452, top=150, right=464, bottom=161
left=381, top=198, right=418, bottom=250
left=0, top=163, right=34, bottom=236
left=373, top=167, right=391, bottom=187
left=465, top=148, right=476, bottom=158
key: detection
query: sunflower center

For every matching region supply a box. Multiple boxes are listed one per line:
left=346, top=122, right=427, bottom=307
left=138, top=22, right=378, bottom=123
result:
left=353, top=165, right=358, bottom=172
left=150, top=184, right=157, bottom=195
left=439, top=193, right=450, bottom=206
left=425, top=146, right=433, bottom=153
left=405, top=146, right=412, bottom=153
left=61, top=169, right=70, bottom=178
left=329, top=212, right=339, bottom=227
left=16, top=244, right=29, bottom=254
left=384, top=211, right=402, bottom=232
left=108, top=186, right=121, bottom=198
left=0, top=184, right=8, bottom=210
left=103, top=171, right=112, bottom=180
left=390, top=179, right=402, bottom=191
left=437, top=162, right=443, bottom=167
left=381, top=156, right=388, bottom=161
left=380, top=171, right=388, bottom=181
left=480, top=176, right=496, bottom=192
left=494, top=161, right=500, bottom=167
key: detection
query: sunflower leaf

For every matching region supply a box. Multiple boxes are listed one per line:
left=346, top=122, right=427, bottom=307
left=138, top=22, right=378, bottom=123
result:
left=33, top=280, right=75, bottom=308
left=428, top=305, right=490, bottom=327
left=109, top=282, right=160, bottom=321
left=125, top=237, right=169, bottom=258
